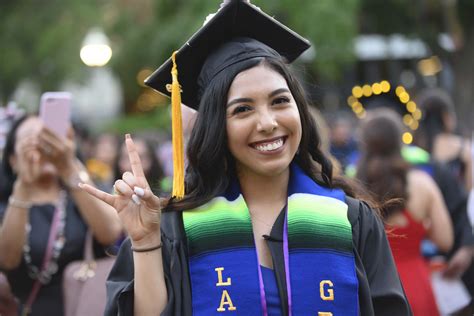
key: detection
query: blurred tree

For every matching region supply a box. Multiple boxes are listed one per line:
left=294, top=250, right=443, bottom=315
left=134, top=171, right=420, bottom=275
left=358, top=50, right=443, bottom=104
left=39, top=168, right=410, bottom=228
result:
left=0, top=0, right=360, bottom=116
left=2, top=0, right=471, bottom=129
left=0, top=0, right=103, bottom=104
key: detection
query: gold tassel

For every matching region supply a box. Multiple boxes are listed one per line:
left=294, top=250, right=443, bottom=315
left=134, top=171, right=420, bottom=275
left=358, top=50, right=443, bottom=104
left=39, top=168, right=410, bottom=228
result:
left=169, top=51, right=185, bottom=199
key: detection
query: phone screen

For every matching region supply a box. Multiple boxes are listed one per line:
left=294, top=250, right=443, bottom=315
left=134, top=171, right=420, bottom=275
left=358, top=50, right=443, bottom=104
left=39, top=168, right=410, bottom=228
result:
left=39, top=92, right=72, bottom=137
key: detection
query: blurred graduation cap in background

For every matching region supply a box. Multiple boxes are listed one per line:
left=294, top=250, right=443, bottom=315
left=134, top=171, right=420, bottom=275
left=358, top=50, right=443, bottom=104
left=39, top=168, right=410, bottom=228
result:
left=144, top=0, right=311, bottom=198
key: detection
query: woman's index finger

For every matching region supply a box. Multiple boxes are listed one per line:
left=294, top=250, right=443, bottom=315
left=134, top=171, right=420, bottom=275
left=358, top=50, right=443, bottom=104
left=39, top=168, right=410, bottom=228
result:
left=125, top=134, right=146, bottom=179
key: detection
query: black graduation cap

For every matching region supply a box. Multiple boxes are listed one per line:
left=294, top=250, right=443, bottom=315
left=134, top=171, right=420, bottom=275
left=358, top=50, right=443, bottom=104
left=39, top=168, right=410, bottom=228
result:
left=144, top=0, right=311, bottom=110
left=145, top=0, right=310, bottom=199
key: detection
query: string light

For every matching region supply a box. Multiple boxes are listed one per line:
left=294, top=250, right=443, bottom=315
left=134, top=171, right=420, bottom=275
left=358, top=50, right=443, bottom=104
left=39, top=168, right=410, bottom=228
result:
left=413, top=109, right=422, bottom=120
left=410, top=120, right=419, bottom=130
left=362, top=85, right=373, bottom=97
left=352, top=86, right=363, bottom=98
left=380, top=81, right=391, bottom=93
left=403, top=114, right=413, bottom=126
left=395, top=86, right=405, bottom=96
left=348, top=81, right=423, bottom=142
left=347, top=95, right=357, bottom=106
left=402, top=132, right=413, bottom=144
left=406, top=101, right=416, bottom=113
left=372, top=83, right=382, bottom=95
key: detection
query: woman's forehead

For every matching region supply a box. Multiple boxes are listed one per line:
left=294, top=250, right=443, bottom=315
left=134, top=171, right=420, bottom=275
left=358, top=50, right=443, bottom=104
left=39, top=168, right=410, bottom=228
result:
left=228, top=65, right=287, bottom=97
left=16, top=117, right=41, bottom=138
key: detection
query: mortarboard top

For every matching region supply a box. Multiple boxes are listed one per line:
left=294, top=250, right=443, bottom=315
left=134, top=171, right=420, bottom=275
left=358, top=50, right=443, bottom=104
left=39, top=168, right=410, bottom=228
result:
left=144, top=0, right=311, bottom=110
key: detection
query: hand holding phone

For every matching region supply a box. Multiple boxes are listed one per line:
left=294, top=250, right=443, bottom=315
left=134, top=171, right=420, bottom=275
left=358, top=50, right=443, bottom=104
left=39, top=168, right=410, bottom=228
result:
left=39, top=92, right=72, bottom=138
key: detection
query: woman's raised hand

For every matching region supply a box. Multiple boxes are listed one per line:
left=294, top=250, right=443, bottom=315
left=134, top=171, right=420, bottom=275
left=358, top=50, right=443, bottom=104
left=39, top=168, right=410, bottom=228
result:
left=37, top=125, right=76, bottom=178
left=14, top=135, right=41, bottom=185
left=79, top=134, right=163, bottom=246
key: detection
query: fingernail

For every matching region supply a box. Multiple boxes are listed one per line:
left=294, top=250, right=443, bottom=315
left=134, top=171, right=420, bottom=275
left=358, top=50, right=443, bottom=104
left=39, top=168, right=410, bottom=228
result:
left=131, top=194, right=141, bottom=205
left=78, top=183, right=84, bottom=189
left=125, top=134, right=131, bottom=139
left=134, top=186, right=145, bottom=197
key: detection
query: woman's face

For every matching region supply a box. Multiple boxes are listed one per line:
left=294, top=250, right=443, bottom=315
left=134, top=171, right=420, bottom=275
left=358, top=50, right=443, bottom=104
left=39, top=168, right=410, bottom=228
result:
left=12, top=117, right=57, bottom=178
left=226, top=64, right=302, bottom=178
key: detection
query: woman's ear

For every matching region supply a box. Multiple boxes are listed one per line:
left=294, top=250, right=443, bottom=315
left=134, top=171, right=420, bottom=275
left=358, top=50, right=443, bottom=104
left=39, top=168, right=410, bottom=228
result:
left=8, top=154, right=18, bottom=174
left=442, top=111, right=456, bottom=132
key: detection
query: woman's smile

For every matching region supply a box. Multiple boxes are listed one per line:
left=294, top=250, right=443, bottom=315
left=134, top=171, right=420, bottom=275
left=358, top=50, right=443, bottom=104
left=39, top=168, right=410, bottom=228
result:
left=249, top=136, right=287, bottom=154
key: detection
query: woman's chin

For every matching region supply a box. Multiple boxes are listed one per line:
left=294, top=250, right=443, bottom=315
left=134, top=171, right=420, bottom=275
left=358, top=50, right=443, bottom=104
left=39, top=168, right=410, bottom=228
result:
left=39, top=165, right=59, bottom=179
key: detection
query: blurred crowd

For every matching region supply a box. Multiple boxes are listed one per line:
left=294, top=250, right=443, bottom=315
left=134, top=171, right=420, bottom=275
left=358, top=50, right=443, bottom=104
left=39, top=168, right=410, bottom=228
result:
left=0, top=85, right=472, bottom=315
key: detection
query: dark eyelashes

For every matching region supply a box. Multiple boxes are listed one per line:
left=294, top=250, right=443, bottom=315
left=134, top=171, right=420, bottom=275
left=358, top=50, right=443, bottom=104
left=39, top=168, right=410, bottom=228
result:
left=232, top=105, right=251, bottom=114
left=230, top=96, right=291, bottom=115
left=273, top=96, right=290, bottom=104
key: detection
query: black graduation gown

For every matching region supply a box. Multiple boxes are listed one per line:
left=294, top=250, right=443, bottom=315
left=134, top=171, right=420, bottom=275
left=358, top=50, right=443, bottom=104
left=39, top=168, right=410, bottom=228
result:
left=105, top=197, right=412, bottom=315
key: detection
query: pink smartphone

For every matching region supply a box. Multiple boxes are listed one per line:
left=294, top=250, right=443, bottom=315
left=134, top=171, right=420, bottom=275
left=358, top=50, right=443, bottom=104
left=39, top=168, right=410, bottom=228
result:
left=39, top=92, right=72, bottom=138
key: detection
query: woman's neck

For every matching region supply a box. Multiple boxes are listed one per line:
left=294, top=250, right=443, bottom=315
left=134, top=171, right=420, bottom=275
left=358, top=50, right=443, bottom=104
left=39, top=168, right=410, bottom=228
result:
left=28, top=178, right=62, bottom=202
left=238, top=168, right=289, bottom=212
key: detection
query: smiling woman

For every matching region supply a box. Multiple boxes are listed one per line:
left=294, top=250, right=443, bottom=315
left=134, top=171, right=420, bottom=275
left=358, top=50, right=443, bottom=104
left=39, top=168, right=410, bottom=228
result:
left=78, top=1, right=412, bottom=315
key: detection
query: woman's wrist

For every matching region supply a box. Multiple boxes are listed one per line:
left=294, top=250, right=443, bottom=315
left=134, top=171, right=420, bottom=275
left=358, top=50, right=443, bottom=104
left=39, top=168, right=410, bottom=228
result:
left=7, top=196, right=32, bottom=210
left=12, top=179, right=34, bottom=200
left=131, top=242, right=162, bottom=253
left=131, top=234, right=162, bottom=250
left=60, top=159, right=91, bottom=190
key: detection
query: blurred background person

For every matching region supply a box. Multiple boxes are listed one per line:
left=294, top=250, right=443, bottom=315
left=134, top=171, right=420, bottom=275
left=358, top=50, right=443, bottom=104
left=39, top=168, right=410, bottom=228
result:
left=0, top=115, right=122, bottom=316
left=113, top=134, right=166, bottom=195
left=415, top=88, right=472, bottom=191
left=356, top=109, right=454, bottom=316
left=309, top=107, right=342, bottom=176
left=86, top=133, right=119, bottom=192
left=329, top=112, right=358, bottom=172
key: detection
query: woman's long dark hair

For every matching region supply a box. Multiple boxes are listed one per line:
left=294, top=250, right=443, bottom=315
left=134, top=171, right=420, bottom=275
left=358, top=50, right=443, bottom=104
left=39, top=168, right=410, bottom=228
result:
left=356, top=109, right=409, bottom=218
left=415, top=89, right=456, bottom=153
left=0, top=115, right=30, bottom=201
left=166, top=57, right=355, bottom=212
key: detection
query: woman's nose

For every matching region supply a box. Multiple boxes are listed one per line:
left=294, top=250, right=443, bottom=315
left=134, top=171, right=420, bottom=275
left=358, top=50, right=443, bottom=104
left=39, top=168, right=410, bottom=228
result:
left=256, top=109, right=278, bottom=133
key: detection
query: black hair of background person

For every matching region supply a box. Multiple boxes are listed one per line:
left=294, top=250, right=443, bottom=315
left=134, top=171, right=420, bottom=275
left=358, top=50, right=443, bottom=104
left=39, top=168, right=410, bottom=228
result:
left=415, top=89, right=459, bottom=153
left=356, top=112, right=410, bottom=217
left=0, top=115, right=29, bottom=200
left=112, top=137, right=165, bottom=195
left=360, top=92, right=410, bottom=118
left=165, top=57, right=363, bottom=213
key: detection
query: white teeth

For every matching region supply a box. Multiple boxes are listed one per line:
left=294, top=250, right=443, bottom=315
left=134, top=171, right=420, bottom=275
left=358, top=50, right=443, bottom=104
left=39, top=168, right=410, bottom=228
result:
left=254, top=138, right=284, bottom=152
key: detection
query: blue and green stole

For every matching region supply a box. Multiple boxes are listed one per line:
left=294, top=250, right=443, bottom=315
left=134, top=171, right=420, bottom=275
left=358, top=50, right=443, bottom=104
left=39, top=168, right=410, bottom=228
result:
left=182, top=164, right=358, bottom=315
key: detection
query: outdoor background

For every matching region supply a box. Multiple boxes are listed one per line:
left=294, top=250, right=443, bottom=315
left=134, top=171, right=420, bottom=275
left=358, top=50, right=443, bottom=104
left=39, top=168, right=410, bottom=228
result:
left=1, top=0, right=472, bottom=136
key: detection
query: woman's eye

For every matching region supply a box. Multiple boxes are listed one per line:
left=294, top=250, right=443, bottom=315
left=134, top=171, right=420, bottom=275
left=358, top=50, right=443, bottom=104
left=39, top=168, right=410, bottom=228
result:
left=232, top=105, right=251, bottom=114
left=273, top=97, right=290, bottom=105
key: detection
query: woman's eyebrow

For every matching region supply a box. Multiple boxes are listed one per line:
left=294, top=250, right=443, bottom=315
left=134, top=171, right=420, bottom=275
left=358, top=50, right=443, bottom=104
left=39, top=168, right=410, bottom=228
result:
left=269, top=88, right=290, bottom=98
left=227, top=98, right=253, bottom=108
left=227, top=88, right=290, bottom=108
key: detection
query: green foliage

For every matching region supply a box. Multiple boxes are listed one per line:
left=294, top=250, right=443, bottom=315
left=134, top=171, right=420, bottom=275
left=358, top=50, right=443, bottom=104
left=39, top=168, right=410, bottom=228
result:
left=105, top=104, right=170, bottom=134
left=0, top=0, right=103, bottom=101
left=4, top=0, right=471, bottom=119
left=0, top=0, right=360, bottom=107
left=270, top=0, right=359, bottom=79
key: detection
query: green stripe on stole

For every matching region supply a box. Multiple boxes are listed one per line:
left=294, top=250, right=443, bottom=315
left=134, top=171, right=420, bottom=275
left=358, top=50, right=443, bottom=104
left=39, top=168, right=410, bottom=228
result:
left=287, top=193, right=352, bottom=252
left=183, top=193, right=352, bottom=256
left=183, top=196, right=253, bottom=257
